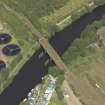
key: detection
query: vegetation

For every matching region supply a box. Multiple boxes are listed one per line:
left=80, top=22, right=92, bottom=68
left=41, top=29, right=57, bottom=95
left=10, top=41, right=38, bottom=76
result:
left=63, top=19, right=105, bottom=66
left=1, top=0, right=105, bottom=103
left=40, top=0, right=93, bottom=31
left=62, top=18, right=105, bottom=105
left=48, top=66, right=64, bottom=90
left=1, top=0, right=97, bottom=37
left=1, top=0, right=68, bottom=37
left=0, top=6, right=38, bottom=94
left=49, top=91, right=64, bottom=105
left=20, top=101, right=29, bottom=105
left=95, top=0, right=105, bottom=5
left=48, top=66, right=65, bottom=103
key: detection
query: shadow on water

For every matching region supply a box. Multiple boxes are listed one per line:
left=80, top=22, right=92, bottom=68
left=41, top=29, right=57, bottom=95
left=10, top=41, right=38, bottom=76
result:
left=0, top=4, right=105, bottom=105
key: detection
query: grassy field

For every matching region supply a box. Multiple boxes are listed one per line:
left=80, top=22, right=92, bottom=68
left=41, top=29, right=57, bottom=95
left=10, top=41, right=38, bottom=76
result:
left=0, top=6, right=39, bottom=94
left=62, top=18, right=105, bottom=105
left=49, top=0, right=90, bottom=22
left=1, top=0, right=104, bottom=37
left=1, top=0, right=96, bottom=37
left=1, top=0, right=68, bottom=37
left=95, top=0, right=105, bottom=5
left=0, top=0, right=105, bottom=101
left=0, top=0, right=104, bottom=37
left=0, top=0, right=91, bottom=96
left=49, top=91, right=64, bottom=105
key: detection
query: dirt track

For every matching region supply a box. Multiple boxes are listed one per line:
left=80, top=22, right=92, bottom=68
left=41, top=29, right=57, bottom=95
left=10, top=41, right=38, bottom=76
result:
left=66, top=72, right=105, bottom=105
left=62, top=80, right=82, bottom=105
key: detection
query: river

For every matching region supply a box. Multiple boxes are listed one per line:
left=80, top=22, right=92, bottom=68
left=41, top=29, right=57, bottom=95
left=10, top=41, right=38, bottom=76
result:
left=0, top=4, right=105, bottom=105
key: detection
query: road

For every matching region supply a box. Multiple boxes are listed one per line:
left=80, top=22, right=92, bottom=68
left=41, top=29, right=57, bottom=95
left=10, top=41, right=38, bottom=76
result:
left=62, top=80, right=82, bottom=105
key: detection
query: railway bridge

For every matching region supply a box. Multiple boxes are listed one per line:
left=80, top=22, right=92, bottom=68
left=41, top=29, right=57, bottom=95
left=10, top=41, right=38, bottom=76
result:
left=3, top=3, right=70, bottom=72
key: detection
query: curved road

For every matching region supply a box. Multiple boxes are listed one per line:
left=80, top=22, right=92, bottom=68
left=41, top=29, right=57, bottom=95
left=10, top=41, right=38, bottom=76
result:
left=0, top=4, right=105, bottom=105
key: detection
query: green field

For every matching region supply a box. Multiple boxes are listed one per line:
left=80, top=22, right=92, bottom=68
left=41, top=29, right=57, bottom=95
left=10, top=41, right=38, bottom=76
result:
left=1, top=0, right=96, bottom=37
left=0, top=0, right=93, bottom=94
left=20, top=101, right=29, bottom=105
left=1, top=0, right=69, bottom=37
left=1, top=0, right=104, bottom=37
left=49, top=91, right=64, bottom=105
left=95, top=0, right=105, bottom=5
left=0, top=6, right=39, bottom=94
left=62, top=18, right=105, bottom=105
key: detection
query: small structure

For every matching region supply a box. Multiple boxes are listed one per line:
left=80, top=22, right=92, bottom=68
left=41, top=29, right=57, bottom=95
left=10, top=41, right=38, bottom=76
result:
left=0, top=33, right=12, bottom=44
left=2, top=44, right=21, bottom=56
left=0, top=60, right=6, bottom=70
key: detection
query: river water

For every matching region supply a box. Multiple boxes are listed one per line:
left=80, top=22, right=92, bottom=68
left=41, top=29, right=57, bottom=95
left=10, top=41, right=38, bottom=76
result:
left=0, top=4, right=105, bottom=105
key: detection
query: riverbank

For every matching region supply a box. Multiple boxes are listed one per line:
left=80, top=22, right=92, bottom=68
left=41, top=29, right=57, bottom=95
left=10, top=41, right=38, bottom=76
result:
left=0, top=0, right=95, bottom=95
left=62, top=17, right=105, bottom=105
left=1, top=2, right=105, bottom=105
left=0, top=0, right=93, bottom=95
left=0, top=5, right=39, bottom=94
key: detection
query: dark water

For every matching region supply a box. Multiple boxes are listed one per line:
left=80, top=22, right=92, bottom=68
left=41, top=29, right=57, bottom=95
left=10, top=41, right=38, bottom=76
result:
left=0, top=4, right=105, bottom=105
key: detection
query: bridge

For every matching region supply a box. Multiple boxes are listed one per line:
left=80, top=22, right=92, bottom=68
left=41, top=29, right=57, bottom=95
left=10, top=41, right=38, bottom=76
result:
left=3, top=3, right=70, bottom=73
left=2, top=3, right=74, bottom=105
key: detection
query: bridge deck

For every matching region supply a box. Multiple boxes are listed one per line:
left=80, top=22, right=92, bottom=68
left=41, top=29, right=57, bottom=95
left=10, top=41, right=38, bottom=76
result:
left=39, top=37, right=69, bottom=72
left=3, top=3, right=70, bottom=72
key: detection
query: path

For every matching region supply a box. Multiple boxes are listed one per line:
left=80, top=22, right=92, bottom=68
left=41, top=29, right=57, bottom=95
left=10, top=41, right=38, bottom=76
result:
left=62, top=80, right=82, bottom=105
